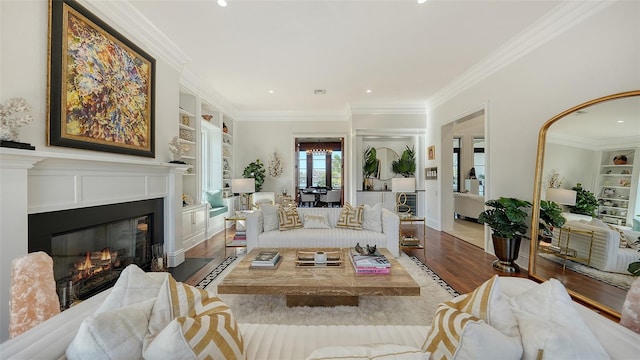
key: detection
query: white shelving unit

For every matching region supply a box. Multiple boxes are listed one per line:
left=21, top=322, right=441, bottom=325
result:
left=178, top=87, right=199, bottom=203
left=222, top=115, right=234, bottom=198
left=596, top=148, right=639, bottom=226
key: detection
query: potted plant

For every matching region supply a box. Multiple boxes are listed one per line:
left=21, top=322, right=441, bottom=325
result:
left=392, top=145, right=416, bottom=177
left=567, top=183, right=598, bottom=216
left=363, top=146, right=378, bottom=190
left=478, top=197, right=532, bottom=272
left=242, top=159, right=266, bottom=192
left=538, top=200, right=566, bottom=242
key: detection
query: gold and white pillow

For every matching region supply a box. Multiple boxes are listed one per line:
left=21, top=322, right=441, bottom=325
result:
left=278, top=205, right=303, bottom=230
left=336, top=202, right=364, bottom=230
left=421, top=276, right=522, bottom=359
left=145, top=275, right=244, bottom=360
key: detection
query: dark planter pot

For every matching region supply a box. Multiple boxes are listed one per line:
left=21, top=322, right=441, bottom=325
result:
left=492, top=235, right=521, bottom=273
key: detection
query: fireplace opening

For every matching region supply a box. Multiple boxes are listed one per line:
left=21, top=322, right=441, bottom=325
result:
left=52, top=215, right=151, bottom=301
left=29, top=198, right=163, bottom=303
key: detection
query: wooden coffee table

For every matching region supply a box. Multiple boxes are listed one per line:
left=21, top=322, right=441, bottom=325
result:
left=217, top=248, right=420, bottom=306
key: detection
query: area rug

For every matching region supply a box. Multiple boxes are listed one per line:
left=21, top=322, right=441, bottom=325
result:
left=538, top=252, right=635, bottom=290
left=198, top=254, right=459, bottom=326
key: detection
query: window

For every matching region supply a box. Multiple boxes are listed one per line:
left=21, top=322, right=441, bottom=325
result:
left=201, top=121, right=221, bottom=197
left=296, top=140, right=343, bottom=190
left=331, top=151, right=342, bottom=189
left=298, top=151, right=307, bottom=188
left=473, top=138, right=485, bottom=195
left=453, top=138, right=461, bottom=192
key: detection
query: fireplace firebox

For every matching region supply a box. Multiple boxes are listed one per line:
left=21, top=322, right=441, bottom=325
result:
left=28, top=199, right=164, bottom=303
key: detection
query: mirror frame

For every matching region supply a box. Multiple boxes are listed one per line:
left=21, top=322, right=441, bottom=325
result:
left=529, top=89, right=640, bottom=320
left=376, top=147, right=400, bottom=181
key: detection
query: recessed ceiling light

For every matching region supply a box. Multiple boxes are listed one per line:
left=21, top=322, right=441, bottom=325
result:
left=417, top=0, right=428, bottom=4
left=366, top=89, right=372, bottom=94
left=217, top=0, right=227, bottom=7
left=268, top=90, right=274, bottom=94
left=617, top=120, right=624, bottom=123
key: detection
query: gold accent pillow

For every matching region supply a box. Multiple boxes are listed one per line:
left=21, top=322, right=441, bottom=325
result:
left=278, top=206, right=302, bottom=230
left=336, top=202, right=364, bottom=230
left=421, top=275, right=522, bottom=359
left=145, top=276, right=244, bottom=360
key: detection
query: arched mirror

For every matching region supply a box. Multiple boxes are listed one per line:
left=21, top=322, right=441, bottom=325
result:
left=529, top=90, right=640, bottom=320
left=377, top=147, right=399, bottom=181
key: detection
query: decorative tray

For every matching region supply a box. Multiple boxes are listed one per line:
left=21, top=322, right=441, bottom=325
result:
left=295, top=250, right=343, bottom=267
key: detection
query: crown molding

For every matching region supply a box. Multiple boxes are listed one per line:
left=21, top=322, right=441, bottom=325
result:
left=427, top=0, right=614, bottom=109
left=546, top=133, right=640, bottom=150
left=77, top=0, right=190, bottom=72
left=236, top=109, right=350, bottom=122
left=350, top=104, right=427, bottom=115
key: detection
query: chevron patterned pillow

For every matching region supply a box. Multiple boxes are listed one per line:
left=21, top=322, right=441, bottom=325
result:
left=336, top=202, right=364, bottom=230
left=421, top=276, right=522, bottom=359
left=145, top=276, right=244, bottom=360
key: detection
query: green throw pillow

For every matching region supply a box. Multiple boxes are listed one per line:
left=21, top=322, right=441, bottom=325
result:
left=205, top=190, right=224, bottom=208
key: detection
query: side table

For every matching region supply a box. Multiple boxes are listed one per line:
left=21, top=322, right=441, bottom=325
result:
left=224, top=215, right=249, bottom=257
left=399, top=215, right=426, bottom=254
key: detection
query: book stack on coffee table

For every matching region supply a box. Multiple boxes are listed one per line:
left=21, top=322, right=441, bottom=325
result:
left=349, top=249, right=391, bottom=274
left=250, top=250, right=282, bottom=269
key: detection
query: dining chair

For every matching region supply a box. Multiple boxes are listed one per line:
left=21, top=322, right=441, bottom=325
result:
left=319, top=189, right=341, bottom=207
left=299, top=190, right=316, bottom=207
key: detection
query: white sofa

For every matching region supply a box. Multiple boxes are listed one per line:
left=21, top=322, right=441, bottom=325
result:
left=550, top=220, right=637, bottom=274
left=2, top=276, right=639, bottom=360
left=453, top=192, right=485, bottom=220
left=246, top=207, right=400, bottom=257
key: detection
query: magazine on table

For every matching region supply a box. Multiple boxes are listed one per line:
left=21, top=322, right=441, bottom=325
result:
left=251, top=251, right=281, bottom=266
left=349, top=249, right=390, bottom=268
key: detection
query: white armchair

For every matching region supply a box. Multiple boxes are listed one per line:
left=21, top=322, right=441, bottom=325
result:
left=250, top=192, right=275, bottom=209
left=319, top=189, right=341, bottom=207
left=299, top=190, right=316, bottom=207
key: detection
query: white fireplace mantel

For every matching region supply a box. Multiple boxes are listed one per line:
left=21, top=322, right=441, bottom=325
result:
left=0, top=147, right=188, bottom=342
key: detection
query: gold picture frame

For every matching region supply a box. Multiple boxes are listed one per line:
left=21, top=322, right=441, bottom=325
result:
left=427, top=145, right=435, bottom=160
left=48, top=0, right=155, bottom=157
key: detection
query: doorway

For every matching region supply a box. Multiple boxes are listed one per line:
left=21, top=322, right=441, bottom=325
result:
left=443, top=110, right=486, bottom=249
left=294, top=137, right=344, bottom=207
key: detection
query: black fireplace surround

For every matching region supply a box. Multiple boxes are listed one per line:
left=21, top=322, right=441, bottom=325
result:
left=28, top=198, right=164, bottom=299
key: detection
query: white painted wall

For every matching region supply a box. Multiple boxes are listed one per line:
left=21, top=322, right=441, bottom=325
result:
left=234, top=120, right=350, bottom=200
left=426, top=2, right=640, bottom=265
left=543, top=142, right=598, bottom=193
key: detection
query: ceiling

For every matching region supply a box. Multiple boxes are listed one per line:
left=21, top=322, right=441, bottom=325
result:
left=128, top=0, right=563, bottom=116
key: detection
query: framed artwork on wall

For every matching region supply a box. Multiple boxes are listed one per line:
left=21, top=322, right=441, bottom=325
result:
left=47, top=0, right=156, bottom=158
left=427, top=145, right=435, bottom=160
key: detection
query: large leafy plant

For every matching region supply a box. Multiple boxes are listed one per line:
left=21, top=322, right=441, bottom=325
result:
left=392, top=145, right=416, bottom=177
left=478, top=197, right=532, bottom=239
left=363, top=146, right=378, bottom=179
left=567, top=183, right=598, bottom=216
left=539, top=200, right=566, bottom=239
left=242, top=159, right=266, bottom=192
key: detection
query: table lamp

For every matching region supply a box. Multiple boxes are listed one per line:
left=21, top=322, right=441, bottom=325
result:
left=392, top=177, right=415, bottom=215
left=546, top=187, right=577, bottom=211
left=232, top=178, right=256, bottom=210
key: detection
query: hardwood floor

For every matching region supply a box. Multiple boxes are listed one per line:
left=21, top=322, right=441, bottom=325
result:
left=181, top=224, right=626, bottom=320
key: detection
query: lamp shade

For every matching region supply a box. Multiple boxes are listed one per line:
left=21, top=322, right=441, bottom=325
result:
left=392, top=177, right=415, bottom=193
left=546, top=188, right=577, bottom=206
left=232, top=178, right=255, bottom=194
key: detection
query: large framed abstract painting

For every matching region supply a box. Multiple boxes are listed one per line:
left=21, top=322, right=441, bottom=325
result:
left=48, top=0, right=155, bottom=157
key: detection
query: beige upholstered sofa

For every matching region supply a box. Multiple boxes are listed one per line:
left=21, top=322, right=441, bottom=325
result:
left=550, top=219, right=637, bottom=274
left=245, top=206, right=400, bottom=257
left=2, top=276, right=639, bottom=360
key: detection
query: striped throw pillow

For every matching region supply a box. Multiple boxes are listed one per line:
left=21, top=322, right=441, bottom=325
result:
left=145, top=276, right=244, bottom=360
left=336, top=202, right=364, bottom=230
left=278, top=205, right=302, bottom=230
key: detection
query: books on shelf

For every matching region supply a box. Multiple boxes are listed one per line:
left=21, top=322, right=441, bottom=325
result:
left=251, top=251, right=281, bottom=267
left=349, top=249, right=390, bottom=274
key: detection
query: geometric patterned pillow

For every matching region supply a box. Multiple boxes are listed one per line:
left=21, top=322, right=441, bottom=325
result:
left=421, top=302, right=482, bottom=357
left=336, top=202, right=364, bottom=230
left=144, top=312, right=244, bottom=360
left=144, top=275, right=244, bottom=359
left=278, top=205, right=302, bottom=230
